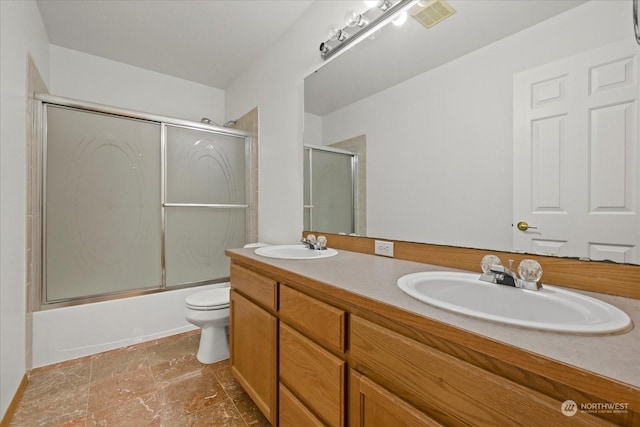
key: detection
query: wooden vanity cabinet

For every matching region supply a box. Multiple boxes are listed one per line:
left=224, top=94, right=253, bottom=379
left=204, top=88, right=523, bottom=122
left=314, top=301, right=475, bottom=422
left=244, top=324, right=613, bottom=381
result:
left=228, top=257, right=632, bottom=427
left=229, top=265, right=278, bottom=426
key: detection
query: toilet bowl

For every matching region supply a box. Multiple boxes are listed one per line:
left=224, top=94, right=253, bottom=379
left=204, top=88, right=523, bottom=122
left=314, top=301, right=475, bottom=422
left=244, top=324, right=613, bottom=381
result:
left=185, top=285, right=230, bottom=364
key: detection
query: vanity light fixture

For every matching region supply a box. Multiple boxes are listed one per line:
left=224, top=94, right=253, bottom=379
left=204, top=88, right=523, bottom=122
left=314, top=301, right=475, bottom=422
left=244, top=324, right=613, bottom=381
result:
left=319, top=0, right=419, bottom=60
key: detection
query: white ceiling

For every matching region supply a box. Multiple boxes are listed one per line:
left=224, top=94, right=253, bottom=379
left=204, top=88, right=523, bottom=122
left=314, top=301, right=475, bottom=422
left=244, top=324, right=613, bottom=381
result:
left=36, top=0, right=314, bottom=89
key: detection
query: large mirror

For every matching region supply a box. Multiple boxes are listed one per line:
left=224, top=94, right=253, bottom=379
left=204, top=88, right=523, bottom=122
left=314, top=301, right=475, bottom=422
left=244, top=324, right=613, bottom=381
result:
left=304, top=0, right=640, bottom=265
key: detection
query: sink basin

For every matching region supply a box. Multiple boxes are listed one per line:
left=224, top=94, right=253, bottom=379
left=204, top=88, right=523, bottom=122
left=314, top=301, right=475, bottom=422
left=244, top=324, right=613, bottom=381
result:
left=254, top=244, right=338, bottom=260
left=397, top=271, right=632, bottom=334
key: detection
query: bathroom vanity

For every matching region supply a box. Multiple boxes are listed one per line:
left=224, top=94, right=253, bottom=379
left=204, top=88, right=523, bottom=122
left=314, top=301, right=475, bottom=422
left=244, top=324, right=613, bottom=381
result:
left=226, top=245, right=640, bottom=426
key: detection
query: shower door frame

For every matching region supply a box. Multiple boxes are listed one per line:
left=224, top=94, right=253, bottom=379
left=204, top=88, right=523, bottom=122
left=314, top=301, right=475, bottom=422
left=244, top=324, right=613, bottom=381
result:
left=36, top=94, right=253, bottom=309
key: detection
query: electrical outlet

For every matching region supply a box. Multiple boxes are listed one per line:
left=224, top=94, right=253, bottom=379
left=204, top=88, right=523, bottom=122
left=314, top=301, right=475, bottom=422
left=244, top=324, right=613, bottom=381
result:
left=374, top=240, right=394, bottom=257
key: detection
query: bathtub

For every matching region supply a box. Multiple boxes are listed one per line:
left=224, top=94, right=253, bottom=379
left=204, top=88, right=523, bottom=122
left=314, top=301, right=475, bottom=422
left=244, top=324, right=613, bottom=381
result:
left=32, top=282, right=228, bottom=368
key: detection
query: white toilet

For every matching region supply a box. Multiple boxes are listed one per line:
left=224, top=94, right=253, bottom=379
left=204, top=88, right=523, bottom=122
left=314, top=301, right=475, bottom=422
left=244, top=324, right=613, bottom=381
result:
left=185, top=285, right=230, bottom=364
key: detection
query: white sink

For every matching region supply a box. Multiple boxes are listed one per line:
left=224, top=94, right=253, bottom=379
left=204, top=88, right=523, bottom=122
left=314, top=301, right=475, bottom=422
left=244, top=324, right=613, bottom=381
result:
left=397, top=271, right=632, bottom=334
left=254, top=244, right=338, bottom=260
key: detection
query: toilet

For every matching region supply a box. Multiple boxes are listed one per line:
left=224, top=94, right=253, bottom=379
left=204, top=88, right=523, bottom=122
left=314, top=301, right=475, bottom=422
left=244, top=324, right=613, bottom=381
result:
left=185, top=285, right=230, bottom=364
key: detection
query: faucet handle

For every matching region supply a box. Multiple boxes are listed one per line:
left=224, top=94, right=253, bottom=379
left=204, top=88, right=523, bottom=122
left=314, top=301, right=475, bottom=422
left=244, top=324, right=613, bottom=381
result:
left=481, top=255, right=502, bottom=273
left=517, top=259, right=543, bottom=282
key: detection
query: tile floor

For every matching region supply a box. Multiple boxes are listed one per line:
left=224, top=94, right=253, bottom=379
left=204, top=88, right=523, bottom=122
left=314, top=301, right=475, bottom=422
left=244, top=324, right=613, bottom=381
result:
left=9, top=330, right=270, bottom=426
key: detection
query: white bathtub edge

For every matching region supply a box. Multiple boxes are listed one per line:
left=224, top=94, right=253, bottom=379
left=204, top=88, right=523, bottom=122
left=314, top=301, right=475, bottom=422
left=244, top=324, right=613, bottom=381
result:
left=33, top=283, right=227, bottom=368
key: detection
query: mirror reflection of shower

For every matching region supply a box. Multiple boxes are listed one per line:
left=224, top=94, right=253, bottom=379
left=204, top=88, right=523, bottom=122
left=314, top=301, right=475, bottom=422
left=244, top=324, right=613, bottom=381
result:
left=304, top=145, right=357, bottom=235
left=200, top=117, right=238, bottom=128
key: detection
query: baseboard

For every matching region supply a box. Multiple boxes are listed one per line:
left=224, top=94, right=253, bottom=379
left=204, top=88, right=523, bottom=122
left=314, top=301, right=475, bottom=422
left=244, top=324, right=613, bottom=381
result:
left=0, top=374, right=28, bottom=427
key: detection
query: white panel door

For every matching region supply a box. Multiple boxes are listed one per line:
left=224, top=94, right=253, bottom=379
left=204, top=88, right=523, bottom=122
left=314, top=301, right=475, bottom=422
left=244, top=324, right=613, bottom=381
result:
left=513, top=39, right=640, bottom=264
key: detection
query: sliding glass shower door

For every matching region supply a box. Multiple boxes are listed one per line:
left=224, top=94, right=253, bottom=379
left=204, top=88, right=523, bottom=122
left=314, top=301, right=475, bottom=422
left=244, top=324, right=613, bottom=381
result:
left=44, top=104, right=248, bottom=304
left=163, top=124, right=247, bottom=286
left=45, top=106, right=162, bottom=301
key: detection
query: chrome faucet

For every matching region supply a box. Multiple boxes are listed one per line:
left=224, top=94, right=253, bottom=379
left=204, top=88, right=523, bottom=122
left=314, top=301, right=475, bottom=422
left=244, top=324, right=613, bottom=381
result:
left=479, top=257, right=543, bottom=291
left=300, top=238, right=321, bottom=250
left=301, top=234, right=328, bottom=250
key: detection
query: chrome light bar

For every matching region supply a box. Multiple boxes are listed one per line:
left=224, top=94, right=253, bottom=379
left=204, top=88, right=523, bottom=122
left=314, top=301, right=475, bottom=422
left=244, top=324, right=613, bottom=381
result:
left=319, top=0, right=418, bottom=60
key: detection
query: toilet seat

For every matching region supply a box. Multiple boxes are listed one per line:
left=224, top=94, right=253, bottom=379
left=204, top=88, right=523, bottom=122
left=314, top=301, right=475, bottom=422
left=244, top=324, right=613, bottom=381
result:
left=186, top=288, right=230, bottom=310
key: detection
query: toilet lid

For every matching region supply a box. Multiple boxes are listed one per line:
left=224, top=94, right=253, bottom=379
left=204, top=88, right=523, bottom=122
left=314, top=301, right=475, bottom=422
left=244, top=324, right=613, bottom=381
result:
left=186, top=288, right=230, bottom=309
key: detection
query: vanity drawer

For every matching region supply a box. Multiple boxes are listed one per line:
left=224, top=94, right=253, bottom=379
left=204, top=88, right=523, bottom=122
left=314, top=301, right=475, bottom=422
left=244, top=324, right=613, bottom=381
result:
left=350, top=315, right=611, bottom=427
left=230, top=263, right=277, bottom=311
left=280, top=323, right=346, bottom=427
left=279, top=284, right=346, bottom=353
left=279, top=383, right=325, bottom=427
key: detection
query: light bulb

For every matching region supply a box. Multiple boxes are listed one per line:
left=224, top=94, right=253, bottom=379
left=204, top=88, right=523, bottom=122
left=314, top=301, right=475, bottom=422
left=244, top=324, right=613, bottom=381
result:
left=345, top=10, right=367, bottom=27
left=392, top=10, right=407, bottom=26
left=327, top=25, right=339, bottom=40
left=345, top=10, right=358, bottom=27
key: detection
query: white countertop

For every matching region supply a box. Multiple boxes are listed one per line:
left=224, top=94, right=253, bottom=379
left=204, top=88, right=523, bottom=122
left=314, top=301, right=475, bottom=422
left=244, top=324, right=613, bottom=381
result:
left=228, top=247, right=640, bottom=388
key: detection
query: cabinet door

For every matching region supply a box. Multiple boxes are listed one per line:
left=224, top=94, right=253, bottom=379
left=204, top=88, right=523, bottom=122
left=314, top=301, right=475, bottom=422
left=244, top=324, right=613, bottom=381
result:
left=350, top=370, right=443, bottom=427
left=230, top=289, right=277, bottom=425
left=279, top=383, right=325, bottom=427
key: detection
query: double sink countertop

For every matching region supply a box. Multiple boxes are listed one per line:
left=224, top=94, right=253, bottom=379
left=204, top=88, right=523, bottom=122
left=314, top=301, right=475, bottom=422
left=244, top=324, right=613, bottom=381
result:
left=226, top=247, right=640, bottom=389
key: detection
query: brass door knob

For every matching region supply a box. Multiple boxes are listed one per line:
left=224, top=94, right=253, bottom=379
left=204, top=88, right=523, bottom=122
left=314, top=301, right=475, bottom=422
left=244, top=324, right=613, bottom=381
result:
left=517, top=221, right=537, bottom=231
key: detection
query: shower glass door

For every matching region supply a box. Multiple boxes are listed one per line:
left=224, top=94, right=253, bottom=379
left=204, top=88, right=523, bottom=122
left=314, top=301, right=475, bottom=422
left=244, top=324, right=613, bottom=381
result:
left=45, top=106, right=162, bottom=302
left=163, top=125, right=247, bottom=286
left=43, top=102, right=249, bottom=304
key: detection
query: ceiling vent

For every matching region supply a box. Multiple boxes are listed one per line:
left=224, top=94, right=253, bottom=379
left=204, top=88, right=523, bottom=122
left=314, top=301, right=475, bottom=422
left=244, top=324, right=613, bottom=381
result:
left=411, top=0, right=456, bottom=29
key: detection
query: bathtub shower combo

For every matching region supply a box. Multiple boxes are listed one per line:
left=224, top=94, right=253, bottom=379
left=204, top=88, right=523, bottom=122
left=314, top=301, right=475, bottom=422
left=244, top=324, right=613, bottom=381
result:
left=32, top=95, right=251, bottom=366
